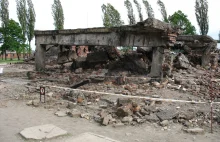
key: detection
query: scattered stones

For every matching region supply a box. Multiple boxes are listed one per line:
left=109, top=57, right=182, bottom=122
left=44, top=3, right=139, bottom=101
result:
left=160, top=120, right=169, bottom=127
left=32, top=100, right=40, bottom=107
left=116, top=105, right=133, bottom=117
left=55, top=111, right=67, bottom=117
left=26, top=100, right=33, bottom=106
left=75, top=68, right=83, bottom=74
left=81, top=113, right=91, bottom=120
left=47, top=92, right=53, bottom=97
left=183, top=128, right=205, bottom=135
left=67, top=109, right=81, bottom=117
left=156, top=109, right=178, bottom=121
left=20, top=124, right=67, bottom=140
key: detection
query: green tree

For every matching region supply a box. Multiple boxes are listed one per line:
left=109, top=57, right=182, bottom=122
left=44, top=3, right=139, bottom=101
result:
left=52, top=0, right=64, bottom=30
left=168, top=10, right=196, bottom=35
left=157, top=0, right=168, bottom=22
left=124, top=0, right=136, bottom=25
left=26, top=0, right=36, bottom=54
left=143, top=0, right=154, bottom=18
left=0, top=0, right=9, bottom=59
left=0, top=19, right=26, bottom=60
left=133, top=0, right=143, bottom=22
left=101, top=3, right=124, bottom=27
left=16, top=0, right=27, bottom=40
left=195, top=0, right=209, bottom=35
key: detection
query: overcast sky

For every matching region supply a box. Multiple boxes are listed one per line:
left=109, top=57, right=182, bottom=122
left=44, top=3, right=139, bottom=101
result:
left=6, top=0, right=220, bottom=49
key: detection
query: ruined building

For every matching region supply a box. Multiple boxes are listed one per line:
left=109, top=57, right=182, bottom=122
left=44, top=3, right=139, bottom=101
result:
left=34, top=18, right=217, bottom=77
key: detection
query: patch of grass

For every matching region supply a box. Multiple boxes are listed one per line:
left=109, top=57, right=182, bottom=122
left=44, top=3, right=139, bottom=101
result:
left=0, top=58, right=24, bottom=64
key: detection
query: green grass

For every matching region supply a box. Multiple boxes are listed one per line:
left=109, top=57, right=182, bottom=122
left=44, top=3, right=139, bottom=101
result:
left=0, top=58, right=24, bottom=64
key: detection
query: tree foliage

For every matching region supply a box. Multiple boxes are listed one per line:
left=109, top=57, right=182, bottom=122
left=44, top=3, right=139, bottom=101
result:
left=0, top=0, right=9, bottom=28
left=101, top=3, right=124, bottom=27
left=142, top=0, right=154, bottom=18
left=26, top=0, right=36, bottom=52
left=133, top=0, right=143, bottom=22
left=52, top=0, right=64, bottom=30
left=0, top=19, right=26, bottom=60
left=16, top=0, right=27, bottom=40
left=195, top=0, right=209, bottom=35
left=124, top=0, right=136, bottom=25
left=168, top=10, right=196, bottom=35
left=0, top=0, right=9, bottom=58
left=157, top=0, right=168, bottom=22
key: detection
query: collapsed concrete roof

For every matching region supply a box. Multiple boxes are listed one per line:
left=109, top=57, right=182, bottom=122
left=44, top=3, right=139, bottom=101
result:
left=177, top=35, right=217, bottom=49
left=34, top=18, right=179, bottom=47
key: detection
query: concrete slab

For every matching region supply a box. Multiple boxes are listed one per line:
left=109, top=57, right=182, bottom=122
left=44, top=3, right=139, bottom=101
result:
left=65, top=132, right=120, bottom=142
left=20, top=124, right=67, bottom=140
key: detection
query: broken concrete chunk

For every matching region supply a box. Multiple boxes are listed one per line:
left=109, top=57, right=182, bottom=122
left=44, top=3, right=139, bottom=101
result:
left=144, top=114, right=160, bottom=122
left=156, top=109, right=178, bottom=121
left=160, top=120, right=169, bottom=127
left=67, top=109, right=81, bottom=117
left=81, top=113, right=91, bottom=120
left=102, top=114, right=112, bottom=126
left=20, top=124, right=67, bottom=140
left=55, top=111, right=67, bottom=117
left=26, top=100, right=33, bottom=106
left=121, top=116, right=133, bottom=123
left=174, top=53, right=190, bottom=69
left=32, top=100, right=40, bottom=107
left=116, top=105, right=133, bottom=117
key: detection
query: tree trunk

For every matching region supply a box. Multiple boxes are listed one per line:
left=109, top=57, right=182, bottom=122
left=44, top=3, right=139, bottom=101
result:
left=29, top=41, right=31, bottom=58
left=17, top=53, right=20, bottom=60
left=4, top=50, right=6, bottom=60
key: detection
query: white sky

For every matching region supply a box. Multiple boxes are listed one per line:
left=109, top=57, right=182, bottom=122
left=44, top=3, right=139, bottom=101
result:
left=6, top=0, right=220, bottom=50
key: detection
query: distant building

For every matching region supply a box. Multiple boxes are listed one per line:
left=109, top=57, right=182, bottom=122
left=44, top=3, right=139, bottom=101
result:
left=0, top=51, right=29, bottom=59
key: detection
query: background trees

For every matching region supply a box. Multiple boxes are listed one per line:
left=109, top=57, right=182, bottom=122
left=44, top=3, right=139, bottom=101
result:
left=52, top=0, right=64, bottom=30
left=168, top=10, right=196, bottom=35
left=124, top=0, right=136, bottom=25
left=133, top=0, right=143, bottom=22
left=195, top=0, right=209, bottom=35
left=157, top=0, right=168, bottom=22
left=26, top=0, right=36, bottom=54
left=16, top=0, right=36, bottom=55
left=142, top=0, right=154, bottom=18
left=101, top=3, right=124, bottom=27
left=0, top=19, right=26, bottom=60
